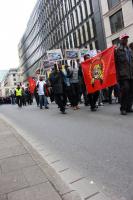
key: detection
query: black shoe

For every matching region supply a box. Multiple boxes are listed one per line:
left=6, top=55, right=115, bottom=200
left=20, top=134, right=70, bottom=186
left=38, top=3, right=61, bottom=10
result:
left=91, top=107, right=97, bottom=112
left=45, top=106, right=49, bottom=109
left=121, top=110, right=127, bottom=115
left=61, top=110, right=66, bottom=114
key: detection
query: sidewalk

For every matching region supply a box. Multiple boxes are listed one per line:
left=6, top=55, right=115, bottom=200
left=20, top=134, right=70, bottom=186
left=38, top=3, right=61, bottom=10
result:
left=0, top=118, right=63, bottom=200
left=0, top=116, right=111, bottom=200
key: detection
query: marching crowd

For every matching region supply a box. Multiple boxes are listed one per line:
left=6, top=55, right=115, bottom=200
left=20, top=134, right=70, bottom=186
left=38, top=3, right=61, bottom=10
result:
left=1, top=34, right=133, bottom=116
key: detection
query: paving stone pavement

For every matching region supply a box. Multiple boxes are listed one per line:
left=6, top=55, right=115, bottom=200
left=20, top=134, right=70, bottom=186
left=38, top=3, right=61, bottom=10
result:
left=0, top=118, right=62, bottom=200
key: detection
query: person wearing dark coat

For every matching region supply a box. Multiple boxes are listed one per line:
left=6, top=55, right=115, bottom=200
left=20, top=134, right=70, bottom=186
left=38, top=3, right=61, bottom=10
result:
left=115, top=34, right=133, bottom=115
left=77, top=59, right=89, bottom=106
left=49, top=64, right=66, bottom=114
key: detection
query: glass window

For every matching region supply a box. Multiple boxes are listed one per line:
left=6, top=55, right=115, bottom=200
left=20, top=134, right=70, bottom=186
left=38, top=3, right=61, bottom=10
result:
left=110, top=10, right=124, bottom=34
left=84, top=23, right=89, bottom=41
left=71, top=0, right=75, bottom=7
left=81, top=1, right=86, bottom=20
left=77, top=6, right=82, bottom=24
left=85, top=0, right=91, bottom=16
left=89, top=18, right=94, bottom=38
left=66, top=0, right=70, bottom=12
left=80, top=26, right=84, bottom=44
left=108, top=0, right=120, bottom=9
left=76, top=30, right=79, bottom=47
left=73, top=10, right=78, bottom=27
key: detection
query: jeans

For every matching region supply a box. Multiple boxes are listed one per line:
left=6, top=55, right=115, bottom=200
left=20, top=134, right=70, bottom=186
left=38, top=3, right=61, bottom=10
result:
left=39, top=95, right=48, bottom=109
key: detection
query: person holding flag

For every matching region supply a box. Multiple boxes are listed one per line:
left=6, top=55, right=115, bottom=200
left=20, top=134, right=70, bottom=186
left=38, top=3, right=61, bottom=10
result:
left=83, top=54, right=99, bottom=111
left=115, top=34, right=133, bottom=115
left=81, top=46, right=117, bottom=112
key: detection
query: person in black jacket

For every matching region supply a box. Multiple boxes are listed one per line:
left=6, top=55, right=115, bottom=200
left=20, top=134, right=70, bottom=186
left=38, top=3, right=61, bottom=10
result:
left=49, top=64, right=66, bottom=114
left=84, top=54, right=99, bottom=111
left=115, top=34, right=133, bottom=115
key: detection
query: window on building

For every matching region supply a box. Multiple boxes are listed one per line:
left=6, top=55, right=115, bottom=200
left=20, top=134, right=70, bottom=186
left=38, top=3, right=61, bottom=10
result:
left=110, top=10, right=124, bottom=34
left=108, top=0, right=120, bottom=9
left=71, top=0, right=75, bottom=7
left=14, top=78, right=16, bottom=81
left=77, top=6, right=82, bottom=24
left=81, top=1, right=86, bottom=20
left=13, top=74, right=16, bottom=77
left=73, top=10, right=78, bottom=27
left=84, top=23, right=89, bottom=41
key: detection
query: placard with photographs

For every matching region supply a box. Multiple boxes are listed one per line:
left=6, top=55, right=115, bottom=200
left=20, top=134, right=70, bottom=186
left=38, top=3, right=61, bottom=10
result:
left=47, top=49, right=63, bottom=61
left=65, top=49, right=80, bottom=60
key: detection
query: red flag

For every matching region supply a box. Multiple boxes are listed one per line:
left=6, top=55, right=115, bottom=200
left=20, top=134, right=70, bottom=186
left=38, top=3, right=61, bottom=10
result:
left=81, top=46, right=117, bottom=94
left=28, top=77, right=36, bottom=94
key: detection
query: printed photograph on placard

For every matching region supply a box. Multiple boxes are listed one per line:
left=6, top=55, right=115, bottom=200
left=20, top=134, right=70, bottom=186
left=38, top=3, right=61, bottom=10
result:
left=43, top=60, right=54, bottom=68
left=80, top=49, right=90, bottom=57
left=65, top=49, right=79, bottom=60
left=47, top=49, right=63, bottom=61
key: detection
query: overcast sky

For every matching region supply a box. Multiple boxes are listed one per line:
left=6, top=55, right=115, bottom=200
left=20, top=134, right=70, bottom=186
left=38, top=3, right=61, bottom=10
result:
left=0, top=0, right=37, bottom=70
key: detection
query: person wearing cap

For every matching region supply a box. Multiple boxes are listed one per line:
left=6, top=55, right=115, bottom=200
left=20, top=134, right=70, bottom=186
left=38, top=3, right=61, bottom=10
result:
left=115, top=34, right=133, bottom=115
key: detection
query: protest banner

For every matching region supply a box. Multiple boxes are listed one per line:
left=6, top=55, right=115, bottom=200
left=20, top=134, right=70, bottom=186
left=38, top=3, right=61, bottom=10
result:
left=81, top=46, right=117, bottom=94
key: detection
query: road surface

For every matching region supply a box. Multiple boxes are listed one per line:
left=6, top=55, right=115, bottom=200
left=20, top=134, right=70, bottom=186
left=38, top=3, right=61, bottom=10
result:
left=0, top=103, right=133, bottom=200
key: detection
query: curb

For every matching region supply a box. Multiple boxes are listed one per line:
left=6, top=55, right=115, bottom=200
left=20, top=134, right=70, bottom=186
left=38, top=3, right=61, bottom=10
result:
left=0, top=114, right=112, bottom=200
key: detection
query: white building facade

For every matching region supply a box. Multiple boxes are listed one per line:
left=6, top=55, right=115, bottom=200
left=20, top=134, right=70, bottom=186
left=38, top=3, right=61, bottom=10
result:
left=100, top=0, right=133, bottom=47
left=0, top=68, right=20, bottom=97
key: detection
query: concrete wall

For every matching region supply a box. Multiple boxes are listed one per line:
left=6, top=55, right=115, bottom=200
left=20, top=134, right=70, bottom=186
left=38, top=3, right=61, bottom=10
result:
left=100, top=0, right=133, bottom=47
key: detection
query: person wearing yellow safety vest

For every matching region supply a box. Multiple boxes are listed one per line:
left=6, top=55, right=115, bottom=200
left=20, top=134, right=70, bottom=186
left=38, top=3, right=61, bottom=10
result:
left=15, top=85, right=22, bottom=107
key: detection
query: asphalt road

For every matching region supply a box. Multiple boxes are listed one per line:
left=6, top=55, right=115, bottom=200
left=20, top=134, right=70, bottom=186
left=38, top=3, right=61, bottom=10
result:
left=0, top=103, right=133, bottom=200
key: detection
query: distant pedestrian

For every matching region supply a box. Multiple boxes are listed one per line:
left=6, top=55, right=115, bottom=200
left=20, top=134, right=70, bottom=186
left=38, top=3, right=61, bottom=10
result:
left=37, top=77, right=49, bottom=110
left=69, top=61, right=80, bottom=110
left=15, top=85, right=22, bottom=108
left=77, top=58, right=89, bottom=106
left=49, top=64, right=66, bottom=114
left=11, top=91, right=15, bottom=105
left=22, top=87, right=26, bottom=106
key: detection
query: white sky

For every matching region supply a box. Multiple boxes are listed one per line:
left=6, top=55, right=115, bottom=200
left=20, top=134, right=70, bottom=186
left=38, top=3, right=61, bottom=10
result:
left=0, top=0, right=37, bottom=70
